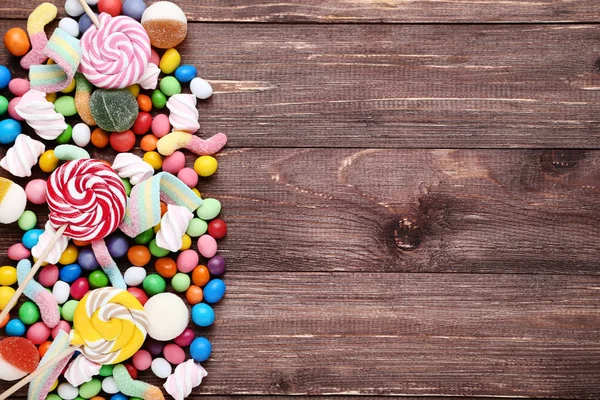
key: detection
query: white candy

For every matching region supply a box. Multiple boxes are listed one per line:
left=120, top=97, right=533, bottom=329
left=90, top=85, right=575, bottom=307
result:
left=144, top=293, right=189, bottom=341
left=59, top=18, right=80, bottom=37
left=124, top=266, right=146, bottom=286
left=52, top=280, right=70, bottom=304
left=151, top=357, right=172, bottom=379
left=72, top=123, right=91, bottom=147
left=101, top=376, right=119, bottom=394
left=64, top=0, right=84, bottom=17
left=190, top=77, right=213, bottom=100
left=57, top=382, right=79, bottom=400
left=0, top=178, right=26, bottom=224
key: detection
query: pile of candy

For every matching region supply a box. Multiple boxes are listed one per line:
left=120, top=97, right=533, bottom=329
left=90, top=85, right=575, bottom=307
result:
left=0, top=1, right=228, bottom=399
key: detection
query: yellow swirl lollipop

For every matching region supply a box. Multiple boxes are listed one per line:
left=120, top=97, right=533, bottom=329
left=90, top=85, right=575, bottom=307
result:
left=70, top=287, right=148, bottom=365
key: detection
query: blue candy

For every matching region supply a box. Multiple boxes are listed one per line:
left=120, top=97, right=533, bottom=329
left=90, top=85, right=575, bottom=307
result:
left=5, top=319, right=26, bottom=336
left=0, top=119, right=22, bottom=144
left=174, top=65, right=197, bottom=83
left=0, top=66, right=11, bottom=89
left=190, top=337, right=212, bottom=362
left=79, top=13, right=98, bottom=35
left=122, top=0, right=147, bottom=21
left=59, top=263, right=82, bottom=283
left=110, top=394, right=129, bottom=400
left=203, top=279, right=226, bottom=303
left=192, top=303, right=214, bottom=327
left=22, top=229, right=44, bottom=249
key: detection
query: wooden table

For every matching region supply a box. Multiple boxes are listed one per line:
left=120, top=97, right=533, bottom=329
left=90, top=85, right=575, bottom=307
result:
left=1, top=0, right=600, bottom=398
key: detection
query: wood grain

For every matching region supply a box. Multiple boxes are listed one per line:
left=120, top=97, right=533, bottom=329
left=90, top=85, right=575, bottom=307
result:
left=2, top=0, right=600, bottom=23
left=2, top=22, right=600, bottom=148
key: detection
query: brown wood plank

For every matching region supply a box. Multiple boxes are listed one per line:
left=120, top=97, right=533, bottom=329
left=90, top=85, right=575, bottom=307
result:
left=2, top=22, right=600, bottom=148
left=2, top=0, right=600, bottom=23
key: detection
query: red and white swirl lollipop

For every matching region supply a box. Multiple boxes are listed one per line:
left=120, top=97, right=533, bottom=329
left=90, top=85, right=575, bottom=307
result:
left=79, top=13, right=151, bottom=89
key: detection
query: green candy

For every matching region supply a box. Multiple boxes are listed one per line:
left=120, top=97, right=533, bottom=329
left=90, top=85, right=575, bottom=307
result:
left=89, top=270, right=109, bottom=289
left=99, top=364, right=114, bottom=376
left=149, top=239, right=169, bottom=257
left=18, top=301, right=40, bottom=325
left=17, top=210, right=37, bottom=231
left=143, top=273, right=166, bottom=296
left=196, top=198, right=221, bottom=220
left=151, top=89, right=167, bottom=109
left=54, top=96, right=77, bottom=117
left=61, top=299, right=79, bottom=321
left=90, top=89, right=138, bottom=132
left=56, top=124, right=73, bottom=144
left=121, top=178, right=132, bottom=196
left=171, top=273, right=191, bottom=292
left=186, top=218, right=208, bottom=237
left=0, top=95, right=8, bottom=115
left=79, top=378, right=101, bottom=399
left=46, top=395, right=61, bottom=400
left=159, top=76, right=182, bottom=97
left=134, top=228, right=154, bottom=245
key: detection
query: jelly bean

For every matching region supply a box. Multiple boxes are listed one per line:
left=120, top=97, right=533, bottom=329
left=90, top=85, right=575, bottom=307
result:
left=162, top=151, right=185, bottom=174
left=8, top=78, right=30, bottom=97
left=111, top=394, right=128, bottom=400
left=56, top=124, right=73, bottom=144
left=140, top=133, right=158, bottom=151
left=159, top=48, right=181, bottom=74
left=22, top=229, right=44, bottom=249
left=190, top=337, right=212, bottom=362
left=134, top=228, right=154, bottom=245
left=208, top=218, right=227, bottom=239
left=122, top=0, right=146, bottom=20
left=79, top=12, right=98, bottom=34
left=39, top=149, right=59, bottom=172
left=53, top=280, right=71, bottom=304
left=144, top=337, right=164, bottom=356
left=197, top=234, right=218, bottom=258
left=39, top=341, right=52, bottom=357
left=143, top=151, right=163, bottom=170
left=0, top=66, right=12, bottom=89
left=124, top=266, right=146, bottom=287
left=192, top=265, right=210, bottom=287
left=27, top=321, right=51, bottom=344
left=58, top=382, right=79, bottom=400
left=89, top=270, right=109, bottom=288
left=186, top=218, right=208, bottom=237
left=106, top=234, right=129, bottom=258
left=59, top=17, right=80, bottom=38
left=5, top=318, right=26, bottom=336
left=142, top=273, right=166, bottom=296
left=132, top=112, right=152, bottom=135
left=149, top=239, right=169, bottom=257
left=192, top=303, right=214, bottom=327
left=59, top=263, right=82, bottom=283
left=174, top=65, right=197, bottom=83
left=78, top=246, right=99, bottom=270
left=0, top=95, right=8, bottom=115
left=204, top=279, right=226, bottom=303
left=171, top=273, right=190, bottom=292
left=196, top=198, right=222, bottom=220
left=132, top=349, right=152, bottom=370
left=180, top=233, right=192, bottom=251
left=59, top=245, right=79, bottom=265
left=127, top=83, right=140, bottom=98
left=102, top=376, right=118, bottom=394
left=8, top=97, right=23, bottom=120
left=25, top=179, right=47, bottom=205
left=176, top=249, right=199, bottom=273
left=194, top=155, right=218, bottom=177
left=4, top=27, right=30, bottom=56
left=18, top=301, right=40, bottom=324
left=163, top=343, right=186, bottom=365
left=208, top=255, right=226, bottom=275
left=159, top=76, right=181, bottom=97
left=0, top=266, right=17, bottom=286
left=137, top=94, right=152, bottom=112
left=62, top=299, right=79, bottom=321
left=128, top=287, right=149, bottom=306
left=155, top=257, right=177, bottom=278
left=110, top=130, right=136, bottom=152
left=70, top=277, right=90, bottom=300
left=7, top=243, right=30, bottom=261
left=0, top=118, right=22, bottom=144
left=73, top=123, right=91, bottom=147
left=177, top=167, right=198, bottom=188
left=52, top=320, right=71, bottom=338
left=90, top=128, right=110, bottom=148
left=185, top=285, right=203, bottom=305
left=151, top=89, right=167, bottom=109
left=151, top=113, right=170, bottom=137
left=173, top=328, right=194, bottom=347
left=99, top=364, right=114, bottom=377
left=54, top=95, right=77, bottom=117
left=98, top=0, right=122, bottom=16
left=151, top=357, right=172, bottom=379
left=128, top=245, right=151, bottom=267
left=125, top=363, right=138, bottom=379
left=39, top=264, right=59, bottom=287
left=0, top=286, right=15, bottom=310
left=17, top=210, right=36, bottom=231
left=79, top=378, right=102, bottom=399
left=190, top=77, right=213, bottom=100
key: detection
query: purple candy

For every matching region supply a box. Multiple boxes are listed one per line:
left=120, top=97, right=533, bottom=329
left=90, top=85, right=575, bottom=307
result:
left=122, top=0, right=147, bottom=21
left=78, top=13, right=97, bottom=34
left=77, top=246, right=99, bottom=271
left=144, top=337, right=164, bottom=356
left=106, top=234, right=129, bottom=259
left=207, top=255, right=226, bottom=276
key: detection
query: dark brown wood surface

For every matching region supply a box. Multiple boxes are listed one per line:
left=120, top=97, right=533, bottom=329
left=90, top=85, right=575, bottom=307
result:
left=1, top=0, right=600, bottom=399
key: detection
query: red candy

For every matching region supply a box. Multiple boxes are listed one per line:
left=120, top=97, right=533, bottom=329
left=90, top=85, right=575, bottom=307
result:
left=125, top=363, right=138, bottom=380
left=70, top=277, right=90, bottom=300
left=0, top=337, right=39, bottom=373
left=128, top=287, right=148, bottom=306
left=39, top=264, right=59, bottom=287
left=173, top=328, right=195, bottom=347
left=132, top=112, right=152, bottom=135
left=98, top=0, right=122, bottom=16
left=110, top=130, right=136, bottom=152
left=208, top=219, right=227, bottom=239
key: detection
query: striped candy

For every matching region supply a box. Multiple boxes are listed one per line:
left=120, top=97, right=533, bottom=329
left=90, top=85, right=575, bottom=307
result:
left=47, top=159, right=127, bottom=242
left=80, top=13, right=151, bottom=89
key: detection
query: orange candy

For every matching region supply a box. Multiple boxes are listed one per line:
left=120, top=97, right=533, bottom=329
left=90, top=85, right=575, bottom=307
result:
left=127, top=245, right=151, bottom=267
left=72, top=239, right=91, bottom=247
left=192, top=265, right=210, bottom=287
left=38, top=341, right=52, bottom=358
left=140, top=134, right=158, bottom=151
left=4, top=27, right=30, bottom=56
left=186, top=285, right=203, bottom=305
left=0, top=311, right=9, bottom=328
left=155, top=257, right=177, bottom=278
left=91, top=128, right=110, bottom=148
left=160, top=202, right=167, bottom=217
left=137, top=94, right=152, bottom=112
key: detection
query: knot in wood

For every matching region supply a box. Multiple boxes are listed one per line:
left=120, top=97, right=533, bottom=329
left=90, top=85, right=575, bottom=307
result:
left=393, top=217, right=422, bottom=251
left=540, top=150, right=584, bottom=175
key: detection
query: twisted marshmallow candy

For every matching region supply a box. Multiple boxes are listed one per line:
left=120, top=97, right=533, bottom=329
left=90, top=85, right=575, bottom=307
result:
left=112, top=153, right=154, bottom=185
left=15, top=90, right=68, bottom=140
left=167, top=94, right=200, bottom=133
left=0, top=134, right=45, bottom=177
left=156, top=204, right=194, bottom=252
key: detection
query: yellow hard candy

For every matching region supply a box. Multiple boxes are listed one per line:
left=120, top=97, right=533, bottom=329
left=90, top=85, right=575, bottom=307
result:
left=0, top=286, right=16, bottom=310
left=0, top=266, right=17, bottom=286
left=159, top=48, right=181, bottom=74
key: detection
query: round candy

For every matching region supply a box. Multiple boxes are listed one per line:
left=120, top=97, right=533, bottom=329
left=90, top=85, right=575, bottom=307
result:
left=8, top=97, right=22, bottom=120
left=162, top=151, right=185, bottom=174
left=151, top=89, right=167, bottom=109
left=8, top=78, right=30, bottom=97
left=151, top=357, right=172, bottom=379
left=149, top=239, right=169, bottom=257
left=5, top=319, right=26, bottom=336
left=208, top=218, right=227, bottom=238
left=109, top=130, right=136, bottom=152
left=17, top=210, right=37, bottom=231
left=159, top=76, right=181, bottom=96
left=70, top=277, right=90, bottom=300
left=132, top=349, right=152, bottom=370
left=18, top=301, right=40, bottom=325
left=192, top=303, right=214, bottom=327
left=134, top=228, right=154, bottom=245
left=57, top=124, right=73, bottom=144
left=98, top=0, right=122, bottom=16
left=89, top=270, right=109, bottom=288
left=177, top=167, right=198, bottom=188
left=190, top=77, right=213, bottom=100
left=194, top=156, right=218, bottom=177
left=62, top=299, right=79, bottom=321
left=127, top=287, right=148, bottom=306
left=171, top=273, right=190, bottom=292
left=197, top=234, right=218, bottom=258
left=99, top=364, right=114, bottom=376
left=59, top=17, right=81, bottom=37
left=175, top=65, right=197, bottom=83
left=190, top=337, right=212, bottom=362
left=25, top=179, right=47, bottom=204
left=128, top=245, right=151, bottom=266
left=151, top=114, right=170, bottom=137
left=59, top=245, right=79, bottom=265
left=140, top=134, right=158, bottom=151
left=0, top=286, right=15, bottom=310
left=143, top=292, right=188, bottom=341
left=142, top=273, right=166, bottom=296
left=26, top=321, right=51, bottom=344
left=0, top=66, right=11, bottom=89
left=186, top=218, right=208, bottom=237
left=39, top=149, right=59, bottom=172
left=78, top=246, right=99, bottom=270
left=124, top=266, right=146, bottom=286
left=4, top=28, right=30, bottom=56
left=79, top=378, right=102, bottom=398
left=196, top=198, right=222, bottom=220
left=22, top=229, right=44, bottom=249
left=52, top=320, right=71, bottom=338
left=143, top=151, right=163, bottom=170
left=72, top=123, right=91, bottom=147
left=0, top=266, right=16, bottom=286
left=163, top=343, right=185, bottom=365
left=155, top=257, right=177, bottom=278
left=90, top=89, right=139, bottom=132
left=0, top=95, right=8, bottom=116
left=59, top=263, right=82, bottom=283
left=132, top=112, right=152, bottom=135
left=177, top=249, right=199, bottom=273
left=106, top=234, right=129, bottom=258
left=204, top=279, right=226, bottom=303
left=66, top=0, right=85, bottom=16
left=144, top=337, right=164, bottom=356
left=192, top=265, right=210, bottom=287
left=0, top=118, right=22, bottom=144
left=174, top=328, right=195, bottom=347
left=91, top=128, right=109, bottom=148
left=137, top=94, right=152, bottom=111
left=79, top=12, right=98, bottom=34
left=142, top=2, right=188, bottom=49
left=102, top=376, right=118, bottom=394
left=122, top=0, right=147, bottom=21
left=39, top=264, right=59, bottom=287
left=53, top=280, right=71, bottom=304
left=207, top=255, right=226, bottom=275
left=185, top=285, right=203, bottom=305
left=54, top=95, right=77, bottom=117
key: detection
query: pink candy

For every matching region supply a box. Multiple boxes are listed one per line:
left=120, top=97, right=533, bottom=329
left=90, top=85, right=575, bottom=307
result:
left=151, top=114, right=170, bottom=138
left=27, top=322, right=51, bottom=345
left=8, top=78, right=30, bottom=97
left=197, top=235, right=218, bottom=258
left=177, top=250, right=199, bottom=273
left=162, top=151, right=185, bottom=174
left=52, top=320, right=71, bottom=339
left=163, top=344, right=185, bottom=365
left=39, top=264, right=59, bottom=287
left=25, top=179, right=47, bottom=204
left=7, top=243, right=30, bottom=261
left=8, top=97, right=23, bottom=121
left=132, top=349, right=152, bottom=371
left=177, top=167, right=198, bottom=188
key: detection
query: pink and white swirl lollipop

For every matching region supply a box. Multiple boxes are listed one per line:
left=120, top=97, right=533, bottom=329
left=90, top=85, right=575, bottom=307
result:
left=80, top=13, right=151, bottom=89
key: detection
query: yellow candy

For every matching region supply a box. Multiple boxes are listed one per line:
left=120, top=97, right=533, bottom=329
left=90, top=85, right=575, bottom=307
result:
left=143, top=151, right=163, bottom=170
left=180, top=234, right=191, bottom=251
left=159, top=48, right=181, bottom=74
left=46, top=92, right=57, bottom=103
left=61, top=78, right=76, bottom=93
left=191, top=188, right=201, bottom=198
left=0, top=266, right=17, bottom=286
left=127, top=84, right=140, bottom=98
left=49, top=380, right=58, bottom=392
left=0, top=286, right=16, bottom=310
left=194, top=156, right=218, bottom=177
left=59, top=244, right=79, bottom=265
left=39, top=150, right=59, bottom=172
left=153, top=223, right=161, bottom=233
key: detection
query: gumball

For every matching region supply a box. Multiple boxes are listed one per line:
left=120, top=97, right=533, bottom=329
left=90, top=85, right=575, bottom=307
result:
left=142, top=274, right=166, bottom=296
left=140, top=134, right=158, bottom=151
left=4, top=28, right=30, bottom=56
left=70, top=277, right=89, bottom=300
left=192, top=265, right=210, bottom=287
left=132, top=349, right=152, bottom=371
left=151, top=114, right=170, bottom=137
left=194, top=156, right=218, bottom=177
left=59, top=263, right=82, bottom=283
left=177, top=249, right=199, bottom=273
left=98, top=0, right=122, bottom=16
left=5, top=319, right=26, bottom=336
left=191, top=303, right=214, bottom=327
left=177, top=167, right=198, bottom=188
left=128, top=245, right=151, bottom=267
left=185, top=285, right=203, bottom=305
left=190, top=337, right=212, bottom=362
left=197, top=234, right=218, bottom=258
left=39, top=264, right=59, bottom=287
left=163, top=343, right=185, bottom=365
left=110, top=130, right=136, bottom=152
left=155, top=257, right=177, bottom=278
left=106, top=234, right=129, bottom=258
left=204, top=279, right=226, bottom=303
left=27, top=321, right=51, bottom=344
left=208, top=255, right=226, bottom=275
left=0, top=118, right=21, bottom=143
left=90, top=128, right=110, bottom=148
left=127, top=287, right=148, bottom=306
left=77, top=246, right=99, bottom=270
left=18, top=301, right=40, bottom=325
left=208, top=218, right=227, bottom=239
left=132, top=112, right=152, bottom=135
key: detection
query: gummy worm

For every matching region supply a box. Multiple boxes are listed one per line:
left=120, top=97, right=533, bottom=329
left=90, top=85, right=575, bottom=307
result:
left=156, top=131, right=228, bottom=156
left=16, top=259, right=60, bottom=328
left=21, top=2, right=57, bottom=69
left=113, top=364, right=165, bottom=400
